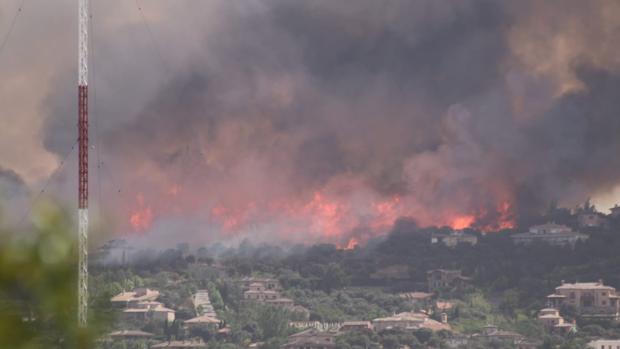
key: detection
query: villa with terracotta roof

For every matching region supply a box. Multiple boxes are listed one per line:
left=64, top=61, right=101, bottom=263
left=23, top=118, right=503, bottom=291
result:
left=244, top=282, right=280, bottom=302
left=546, top=281, right=620, bottom=320
left=122, top=301, right=175, bottom=322
left=184, top=314, right=221, bottom=329
left=240, top=278, right=308, bottom=317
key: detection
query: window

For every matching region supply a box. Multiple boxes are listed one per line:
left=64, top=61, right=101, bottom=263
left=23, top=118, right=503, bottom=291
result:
left=570, top=292, right=575, bottom=299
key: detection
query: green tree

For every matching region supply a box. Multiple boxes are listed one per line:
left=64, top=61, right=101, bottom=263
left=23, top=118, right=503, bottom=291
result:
left=0, top=203, right=104, bottom=348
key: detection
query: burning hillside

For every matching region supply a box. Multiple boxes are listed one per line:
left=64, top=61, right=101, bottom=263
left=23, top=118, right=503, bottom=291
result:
left=3, top=1, right=617, bottom=246
left=105, top=0, right=620, bottom=247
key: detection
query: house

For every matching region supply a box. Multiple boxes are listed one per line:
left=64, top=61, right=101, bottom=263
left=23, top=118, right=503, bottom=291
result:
left=340, top=321, right=373, bottom=332
left=537, top=308, right=575, bottom=334
left=431, top=230, right=478, bottom=248
left=578, top=212, right=609, bottom=228
left=511, top=223, right=588, bottom=247
left=239, top=277, right=281, bottom=291
left=110, top=288, right=160, bottom=307
left=587, top=339, right=620, bottom=349
left=244, top=282, right=280, bottom=302
left=372, top=312, right=450, bottom=332
left=427, top=269, right=471, bottom=292
left=547, top=281, right=620, bottom=320
left=280, top=329, right=338, bottom=349
left=151, top=339, right=207, bottom=348
left=184, top=314, right=221, bottom=329
left=192, top=289, right=217, bottom=318
left=122, top=301, right=175, bottom=322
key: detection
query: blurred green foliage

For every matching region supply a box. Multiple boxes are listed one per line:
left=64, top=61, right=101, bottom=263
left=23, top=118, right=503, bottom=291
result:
left=0, top=202, right=106, bottom=348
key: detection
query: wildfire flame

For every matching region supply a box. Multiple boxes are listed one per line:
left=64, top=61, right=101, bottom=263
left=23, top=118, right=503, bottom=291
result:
left=129, top=194, right=154, bottom=232
left=450, top=215, right=476, bottom=230
left=340, top=237, right=359, bottom=250
left=126, top=184, right=515, bottom=243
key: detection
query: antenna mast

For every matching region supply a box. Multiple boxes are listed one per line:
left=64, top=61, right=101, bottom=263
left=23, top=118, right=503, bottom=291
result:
left=77, top=0, right=89, bottom=327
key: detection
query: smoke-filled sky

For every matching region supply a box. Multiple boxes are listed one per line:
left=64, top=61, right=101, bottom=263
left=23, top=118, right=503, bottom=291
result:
left=2, top=0, right=620, bottom=247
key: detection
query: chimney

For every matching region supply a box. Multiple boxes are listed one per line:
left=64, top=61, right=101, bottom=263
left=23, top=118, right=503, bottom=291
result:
left=441, top=313, right=448, bottom=324
left=561, top=280, right=565, bottom=285
left=598, top=279, right=603, bottom=285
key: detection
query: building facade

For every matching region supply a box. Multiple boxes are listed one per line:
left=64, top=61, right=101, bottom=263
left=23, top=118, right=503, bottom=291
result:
left=546, top=281, right=620, bottom=320
left=511, top=223, right=588, bottom=247
left=537, top=308, right=575, bottom=334
left=588, top=339, right=620, bottom=349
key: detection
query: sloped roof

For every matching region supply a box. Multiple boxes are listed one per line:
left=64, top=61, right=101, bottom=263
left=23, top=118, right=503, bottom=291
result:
left=184, top=315, right=221, bottom=324
left=556, top=282, right=615, bottom=291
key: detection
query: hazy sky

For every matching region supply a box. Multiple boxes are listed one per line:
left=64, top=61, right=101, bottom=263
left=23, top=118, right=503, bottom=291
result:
left=2, top=0, right=620, bottom=246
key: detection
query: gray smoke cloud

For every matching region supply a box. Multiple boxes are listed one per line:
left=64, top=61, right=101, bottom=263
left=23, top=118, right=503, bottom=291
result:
left=2, top=0, right=620, bottom=245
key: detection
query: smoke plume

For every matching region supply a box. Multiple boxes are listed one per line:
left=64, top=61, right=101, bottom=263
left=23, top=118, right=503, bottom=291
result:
left=2, top=0, right=620, bottom=246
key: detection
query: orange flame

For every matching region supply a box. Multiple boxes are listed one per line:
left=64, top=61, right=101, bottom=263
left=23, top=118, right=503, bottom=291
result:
left=125, top=177, right=517, bottom=244
left=130, top=207, right=153, bottom=232
left=340, top=237, right=359, bottom=250
left=129, top=194, right=154, bottom=232
left=450, top=215, right=475, bottom=230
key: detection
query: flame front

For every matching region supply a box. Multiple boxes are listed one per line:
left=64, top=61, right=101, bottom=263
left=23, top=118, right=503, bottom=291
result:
left=125, top=180, right=515, bottom=244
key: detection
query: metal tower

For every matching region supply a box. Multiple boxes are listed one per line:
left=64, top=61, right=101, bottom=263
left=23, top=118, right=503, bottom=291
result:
left=77, top=0, right=89, bottom=327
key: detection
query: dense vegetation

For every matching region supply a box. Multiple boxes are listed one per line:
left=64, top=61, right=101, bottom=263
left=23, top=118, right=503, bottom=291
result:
left=88, top=204, right=620, bottom=348
left=3, top=201, right=620, bottom=348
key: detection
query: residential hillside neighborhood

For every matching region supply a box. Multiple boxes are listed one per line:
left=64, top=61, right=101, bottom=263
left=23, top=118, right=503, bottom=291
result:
left=89, top=203, right=620, bottom=349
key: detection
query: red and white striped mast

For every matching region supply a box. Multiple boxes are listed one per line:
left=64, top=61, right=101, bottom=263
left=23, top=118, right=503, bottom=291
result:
left=77, top=0, right=89, bottom=327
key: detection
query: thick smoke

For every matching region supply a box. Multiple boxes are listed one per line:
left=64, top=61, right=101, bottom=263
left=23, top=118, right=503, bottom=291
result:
left=2, top=0, right=620, bottom=245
